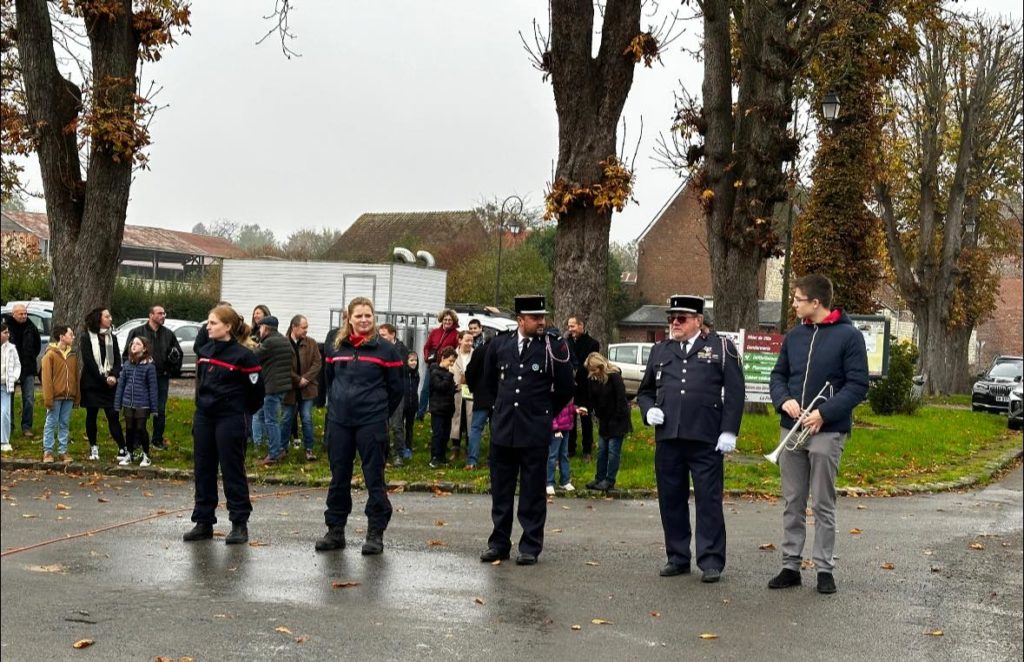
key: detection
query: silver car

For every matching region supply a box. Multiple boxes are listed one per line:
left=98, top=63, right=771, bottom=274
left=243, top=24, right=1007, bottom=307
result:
left=607, top=342, right=654, bottom=398
left=115, top=318, right=202, bottom=374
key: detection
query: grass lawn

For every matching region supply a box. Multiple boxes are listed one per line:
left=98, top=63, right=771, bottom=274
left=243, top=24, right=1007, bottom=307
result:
left=4, top=394, right=1020, bottom=496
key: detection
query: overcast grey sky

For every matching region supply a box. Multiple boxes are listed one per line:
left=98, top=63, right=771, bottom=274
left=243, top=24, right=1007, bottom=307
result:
left=16, top=0, right=1020, bottom=246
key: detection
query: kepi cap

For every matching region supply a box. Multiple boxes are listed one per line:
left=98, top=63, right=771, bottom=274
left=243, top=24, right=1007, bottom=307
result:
left=667, top=295, right=704, bottom=315
left=514, top=295, right=547, bottom=315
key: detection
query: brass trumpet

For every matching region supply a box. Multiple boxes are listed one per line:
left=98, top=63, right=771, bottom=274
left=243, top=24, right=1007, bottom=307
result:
left=765, top=381, right=832, bottom=464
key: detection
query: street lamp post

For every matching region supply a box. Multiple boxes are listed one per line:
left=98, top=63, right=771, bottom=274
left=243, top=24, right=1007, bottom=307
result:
left=495, top=195, right=523, bottom=307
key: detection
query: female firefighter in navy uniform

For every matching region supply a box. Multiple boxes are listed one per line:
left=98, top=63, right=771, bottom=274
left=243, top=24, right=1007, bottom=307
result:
left=478, top=294, right=575, bottom=566
left=316, top=296, right=404, bottom=556
left=184, top=305, right=265, bottom=545
left=637, top=295, right=744, bottom=583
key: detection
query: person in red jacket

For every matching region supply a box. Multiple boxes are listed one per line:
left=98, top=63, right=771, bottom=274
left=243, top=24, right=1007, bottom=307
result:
left=416, top=309, right=460, bottom=419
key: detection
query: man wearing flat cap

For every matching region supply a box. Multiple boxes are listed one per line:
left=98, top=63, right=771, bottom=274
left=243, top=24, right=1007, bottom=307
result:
left=637, top=294, right=744, bottom=583
left=254, top=315, right=294, bottom=465
left=478, top=294, right=575, bottom=566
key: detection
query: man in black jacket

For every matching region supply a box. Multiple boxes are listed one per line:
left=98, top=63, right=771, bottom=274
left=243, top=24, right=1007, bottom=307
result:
left=565, top=316, right=599, bottom=460
left=378, top=323, right=410, bottom=465
left=123, top=305, right=182, bottom=449
left=2, top=304, right=41, bottom=437
left=254, top=316, right=294, bottom=465
left=478, top=295, right=575, bottom=566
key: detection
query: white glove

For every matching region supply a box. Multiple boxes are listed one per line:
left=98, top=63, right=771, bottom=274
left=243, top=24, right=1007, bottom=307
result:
left=715, top=432, right=737, bottom=454
left=646, top=407, right=665, bottom=426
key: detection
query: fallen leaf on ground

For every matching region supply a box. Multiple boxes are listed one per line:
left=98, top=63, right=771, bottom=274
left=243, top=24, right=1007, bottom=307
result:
left=143, top=491, right=154, bottom=497
left=925, top=629, right=944, bottom=636
left=585, top=561, right=600, bottom=566
left=274, top=626, right=293, bottom=635
left=849, top=528, right=863, bottom=535
left=294, top=636, right=307, bottom=643
left=758, top=543, right=776, bottom=551
left=213, top=532, right=226, bottom=538
left=473, top=597, right=485, bottom=605
left=699, top=633, right=718, bottom=640
left=434, top=520, right=447, bottom=527
left=59, top=491, right=70, bottom=496
left=331, top=581, right=361, bottom=589
left=55, top=503, right=70, bottom=510
left=880, top=562, right=895, bottom=570
left=856, top=505, right=867, bottom=510
left=551, top=528, right=563, bottom=533
left=21, top=513, right=37, bottom=519
left=561, top=505, right=570, bottom=510
left=650, top=611, right=661, bottom=618
left=571, top=625, right=582, bottom=631
left=427, top=539, right=447, bottom=547
left=969, top=542, right=985, bottom=550
left=431, top=487, right=451, bottom=497
left=591, top=618, right=612, bottom=625
left=27, top=564, right=65, bottom=573
left=97, top=497, right=109, bottom=503
left=72, top=639, right=94, bottom=649
left=800, top=559, right=815, bottom=569
left=248, top=541, right=269, bottom=547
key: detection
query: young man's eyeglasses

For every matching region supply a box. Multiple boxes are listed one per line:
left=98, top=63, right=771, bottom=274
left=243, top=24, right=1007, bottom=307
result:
left=667, top=314, right=697, bottom=323
left=791, top=296, right=811, bottom=303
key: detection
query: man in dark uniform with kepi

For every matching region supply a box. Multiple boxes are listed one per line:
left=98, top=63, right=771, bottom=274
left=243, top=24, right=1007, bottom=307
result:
left=637, top=295, right=744, bottom=583
left=479, top=294, right=575, bottom=566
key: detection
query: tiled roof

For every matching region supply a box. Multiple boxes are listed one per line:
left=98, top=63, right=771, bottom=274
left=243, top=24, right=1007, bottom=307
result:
left=0, top=211, right=244, bottom=258
left=324, top=210, right=488, bottom=263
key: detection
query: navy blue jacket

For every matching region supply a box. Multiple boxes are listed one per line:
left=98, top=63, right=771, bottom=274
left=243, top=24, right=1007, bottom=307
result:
left=480, top=329, right=576, bottom=448
left=195, top=339, right=265, bottom=416
left=769, top=310, right=869, bottom=433
left=429, top=364, right=457, bottom=416
left=115, top=360, right=158, bottom=411
left=403, top=366, right=420, bottom=415
left=324, top=334, right=404, bottom=427
left=637, top=332, right=744, bottom=444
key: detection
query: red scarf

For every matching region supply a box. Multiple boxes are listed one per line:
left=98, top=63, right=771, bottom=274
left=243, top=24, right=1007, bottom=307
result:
left=348, top=333, right=369, bottom=347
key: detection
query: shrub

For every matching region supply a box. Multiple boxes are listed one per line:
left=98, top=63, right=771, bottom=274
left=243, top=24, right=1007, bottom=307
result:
left=868, top=340, right=921, bottom=415
left=112, top=274, right=219, bottom=322
left=0, top=237, right=52, bottom=302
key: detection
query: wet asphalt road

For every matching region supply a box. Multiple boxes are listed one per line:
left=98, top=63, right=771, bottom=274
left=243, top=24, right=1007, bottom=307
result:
left=1, top=466, right=1021, bottom=662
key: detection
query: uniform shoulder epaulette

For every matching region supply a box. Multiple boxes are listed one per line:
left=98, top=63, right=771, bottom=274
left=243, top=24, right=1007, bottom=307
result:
left=544, top=328, right=563, bottom=341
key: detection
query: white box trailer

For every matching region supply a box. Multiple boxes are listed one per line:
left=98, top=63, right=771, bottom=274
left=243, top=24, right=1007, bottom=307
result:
left=220, top=259, right=448, bottom=345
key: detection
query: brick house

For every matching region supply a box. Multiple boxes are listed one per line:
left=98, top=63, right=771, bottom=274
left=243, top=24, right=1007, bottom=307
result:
left=975, top=256, right=1024, bottom=367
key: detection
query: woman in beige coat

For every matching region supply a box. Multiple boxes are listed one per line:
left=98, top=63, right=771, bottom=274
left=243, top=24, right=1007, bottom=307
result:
left=448, top=330, right=475, bottom=462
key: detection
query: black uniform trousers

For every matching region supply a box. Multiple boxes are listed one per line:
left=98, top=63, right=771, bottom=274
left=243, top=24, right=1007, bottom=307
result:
left=324, top=420, right=393, bottom=531
left=567, top=413, right=593, bottom=457
left=488, top=443, right=548, bottom=556
left=655, top=438, right=726, bottom=571
left=191, top=410, right=252, bottom=525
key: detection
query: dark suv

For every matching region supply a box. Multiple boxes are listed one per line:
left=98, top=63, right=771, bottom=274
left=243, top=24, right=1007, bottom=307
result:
left=971, top=357, right=1023, bottom=413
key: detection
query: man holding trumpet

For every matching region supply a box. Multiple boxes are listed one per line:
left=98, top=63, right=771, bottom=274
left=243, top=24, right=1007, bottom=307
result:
left=768, top=274, right=869, bottom=594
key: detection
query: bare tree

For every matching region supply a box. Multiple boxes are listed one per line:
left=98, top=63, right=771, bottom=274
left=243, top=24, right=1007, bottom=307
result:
left=874, top=15, right=1023, bottom=394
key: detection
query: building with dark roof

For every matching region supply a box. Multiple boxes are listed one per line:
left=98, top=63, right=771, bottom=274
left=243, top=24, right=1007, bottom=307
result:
left=323, top=210, right=489, bottom=267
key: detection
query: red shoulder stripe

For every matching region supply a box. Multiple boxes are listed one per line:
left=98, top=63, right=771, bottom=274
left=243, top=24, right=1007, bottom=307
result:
left=198, top=357, right=262, bottom=373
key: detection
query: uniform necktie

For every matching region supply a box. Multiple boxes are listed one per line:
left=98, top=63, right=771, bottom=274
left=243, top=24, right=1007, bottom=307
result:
left=520, top=338, right=530, bottom=360
left=682, top=340, right=690, bottom=355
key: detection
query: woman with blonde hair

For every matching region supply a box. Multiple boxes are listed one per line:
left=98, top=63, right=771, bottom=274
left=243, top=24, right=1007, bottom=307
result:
left=184, top=305, right=264, bottom=545
left=318, top=297, right=404, bottom=555
left=581, top=351, right=632, bottom=491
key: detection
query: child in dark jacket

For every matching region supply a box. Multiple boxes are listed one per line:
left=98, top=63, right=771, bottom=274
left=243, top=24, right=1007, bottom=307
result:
left=115, top=336, right=159, bottom=466
left=428, top=347, right=457, bottom=467
left=402, top=352, right=420, bottom=458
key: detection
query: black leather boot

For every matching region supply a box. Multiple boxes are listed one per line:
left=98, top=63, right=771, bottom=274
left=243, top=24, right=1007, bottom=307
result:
left=361, top=528, right=384, bottom=555
left=315, top=526, right=347, bottom=552
left=182, top=522, right=213, bottom=542
left=225, top=523, right=248, bottom=545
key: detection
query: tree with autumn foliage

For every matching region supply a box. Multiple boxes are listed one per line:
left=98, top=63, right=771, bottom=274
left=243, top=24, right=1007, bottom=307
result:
left=874, top=15, right=1023, bottom=394
left=6, top=0, right=190, bottom=327
left=665, top=1, right=827, bottom=333
left=792, top=0, right=937, bottom=315
left=538, top=0, right=662, bottom=346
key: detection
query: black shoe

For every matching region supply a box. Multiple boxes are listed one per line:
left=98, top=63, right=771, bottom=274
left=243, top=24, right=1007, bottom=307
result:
left=816, top=572, right=837, bottom=594
left=225, top=523, right=248, bottom=545
left=595, top=479, right=615, bottom=491
left=480, top=547, right=511, bottom=562
left=315, top=526, right=347, bottom=551
left=701, top=568, right=722, bottom=583
left=361, top=529, right=384, bottom=555
left=182, top=523, right=213, bottom=542
left=660, top=562, right=691, bottom=577
left=585, top=479, right=601, bottom=490
left=515, top=552, right=538, bottom=566
left=768, top=568, right=802, bottom=589
left=151, top=439, right=166, bottom=450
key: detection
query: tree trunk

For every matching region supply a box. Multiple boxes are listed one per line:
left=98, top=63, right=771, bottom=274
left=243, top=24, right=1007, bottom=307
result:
left=548, top=0, right=641, bottom=346
left=16, top=0, right=137, bottom=329
left=914, top=300, right=972, bottom=394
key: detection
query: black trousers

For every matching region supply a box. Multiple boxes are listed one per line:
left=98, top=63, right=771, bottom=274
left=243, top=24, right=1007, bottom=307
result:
left=122, top=407, right=150, bottom=455
left=430, top=412, right=453, bottom=463
left=567, top=413, right=594, bottom=457
left=191, top=410, right=252, bottom=525
left=324, top=420, right=393, bottom=531
left=488, top=443, right=548, bottom=557
left=85, top=406, right=125, bottom=448
left=654, top=439, right=726, bottom=571
left=403, top=409, right=416, bottom=453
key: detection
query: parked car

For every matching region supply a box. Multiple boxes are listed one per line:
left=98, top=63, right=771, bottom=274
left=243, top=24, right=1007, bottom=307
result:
left=607, top=342, right=654, bottom=398
left=115, top=318, right=202, bottom=374
left=0, top=303, right=52, bottom=374
left=971, top=358, right=1023, bottom=413
left=1008, top=385, right=1023, bottom=431
left=453, top=306, right=518, bottom=342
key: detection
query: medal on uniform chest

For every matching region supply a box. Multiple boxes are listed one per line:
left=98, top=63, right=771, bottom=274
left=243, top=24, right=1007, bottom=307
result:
left=699, top=346, right=713, bottom=360
left=532, top=364, right=540, bottom=372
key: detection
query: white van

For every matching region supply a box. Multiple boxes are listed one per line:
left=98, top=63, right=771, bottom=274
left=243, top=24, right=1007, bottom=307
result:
left=453, top=306, right=517, bottom=342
